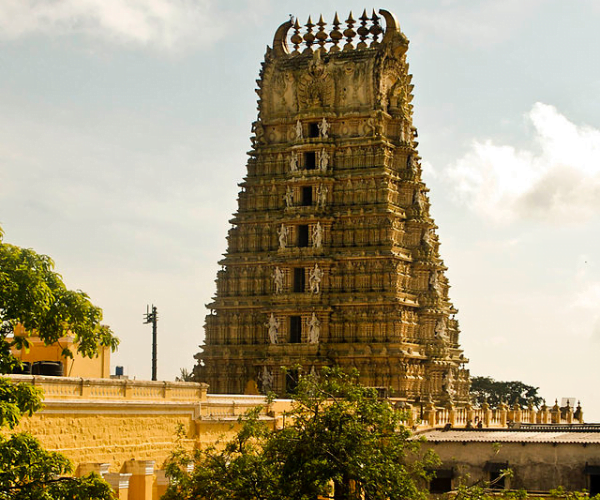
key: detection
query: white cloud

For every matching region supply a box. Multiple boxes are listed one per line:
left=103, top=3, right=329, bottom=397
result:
left=446, top=103, right=600, bottom=224
left=0, top=0, right=260, bottom=50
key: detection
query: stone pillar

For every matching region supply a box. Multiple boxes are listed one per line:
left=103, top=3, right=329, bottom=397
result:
left=105, top=473, right=132, bottom=500
left=447, top=403, right=456, bottom=427
left=551, top=400, right=561, bottom=424
left=498, top=402, right=508, bottom=427
left=424, top=401, right=436, bottom=428
left=154, top=469, right=169, bottom=499
left=199, top=382, right=209, bottom=401
left=466, top=402, right=475, bottom=426
left=513, top=403, right=522, bottom=423
left=123, top=460, right=155, bottom=500
left=482, top=402, right=492, bottom=427
left=528, top=403, right=537, bottom=424
left=565, top=401, right=574, bottom=424
left=540, top=402, right=549, bottom=424
left=575, top=401, right=584, bottom=424
left=77, top=462, right=110, bottom=478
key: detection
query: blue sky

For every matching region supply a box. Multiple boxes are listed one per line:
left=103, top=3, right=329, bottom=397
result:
left=2, top=1, right=600, bottom=418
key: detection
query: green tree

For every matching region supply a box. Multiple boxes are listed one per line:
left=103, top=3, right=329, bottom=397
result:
left=0, top=226, right=119, bottom=499
left=163, top=367, right=437, bottom=500
left=470, top=376, right=544, bottom=408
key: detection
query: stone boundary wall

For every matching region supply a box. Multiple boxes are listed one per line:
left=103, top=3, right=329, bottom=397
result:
left=5, top=375, right=585, bottom=500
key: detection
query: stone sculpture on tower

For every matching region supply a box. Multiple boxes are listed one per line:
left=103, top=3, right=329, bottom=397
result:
left=195, top=9, right=470, bottom=404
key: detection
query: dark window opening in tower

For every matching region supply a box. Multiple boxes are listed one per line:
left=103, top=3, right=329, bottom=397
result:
left=304, top=151, right=316, bottom=169
left=290, top=316, right=302, bottom=343
left=285, top=368, right=300, bottom=394
left=308, top=122, right=319, bottom=138
left=298, top=225, right=309, bottom=247
left=293, top=267, right=305, bottom=292
left=301, top=186, right=312, bottom=206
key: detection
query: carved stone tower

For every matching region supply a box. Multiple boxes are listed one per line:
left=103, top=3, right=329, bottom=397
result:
left=195, top=10, right=469, bottom=403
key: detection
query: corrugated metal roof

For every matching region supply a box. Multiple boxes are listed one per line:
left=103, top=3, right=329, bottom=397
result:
left=417, top=429, right=600, bottom=444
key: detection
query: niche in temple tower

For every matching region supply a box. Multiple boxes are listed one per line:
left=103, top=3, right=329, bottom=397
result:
left=194, top=9, right=470, bottom=403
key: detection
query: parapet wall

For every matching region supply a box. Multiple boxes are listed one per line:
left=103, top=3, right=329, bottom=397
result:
left=7, top=375, right=584, bottom=500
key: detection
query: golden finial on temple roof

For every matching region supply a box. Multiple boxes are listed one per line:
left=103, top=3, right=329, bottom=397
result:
left=271, top=9, right=407, bottom=58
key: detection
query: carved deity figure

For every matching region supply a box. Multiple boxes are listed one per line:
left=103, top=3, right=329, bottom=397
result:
left=318, top=149, right=329, bottom=172
left=316, top=185, right=328, bottom=208
left=318, top=117, right=330, bottom=138
left=265, top=313, right=280, bottom=344
left=414, top=189, right=426, bottom=212
left=251, top=121, right=265, bottom=147
left=273, top=267, right=284, bottom=294
left=284, top=186, right=294, bottom=207
left=443, top=369, right=456, bottom=401
left=429, top=270, right=443, bottom=295
left=312, top=222, right=323, bottom=249
left=309, top=263, right=323, bottom=294
left=422, top=227, right=434, bottom=249
left=435, top=318, right=448, bottom=341
left=289, top=151, right=299, bottom=172
left=260, top=366, right=274, bottom=392
left=308, top=313, right=321, bottom=344
left=295, top=120, right=303, bottom=140
left=278, top=224, right=288, bottom=249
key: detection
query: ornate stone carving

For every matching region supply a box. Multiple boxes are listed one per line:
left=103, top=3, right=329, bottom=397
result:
left=266, top=313, right=279, bottom=344
left=309, top=263, right=323, bottom=294
left=273, top=267, right=284, bottom=294
left=284, top=186, right=294, bottom=207
left=297, top=52, right=334, bottom=109
left=197, top=10, right=469, bottom=403
left=318, top=117, right=330, bottom=138
left=309, top=313, right=320, bottom=344
left=318, top=148, right=329, bottom=171
left=316, top=184, right=328, bottom=208
left=278, top=224, right=288, bottom=249
left=312, top=222, right=323, bottom=248
left=289, top=151, right=299, bottom=172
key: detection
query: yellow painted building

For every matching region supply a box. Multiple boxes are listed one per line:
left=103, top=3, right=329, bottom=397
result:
left=11, top=324, right=111, bottom=378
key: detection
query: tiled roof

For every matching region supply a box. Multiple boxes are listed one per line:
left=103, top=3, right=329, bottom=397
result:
left=417, top=426, right=600, bottom=444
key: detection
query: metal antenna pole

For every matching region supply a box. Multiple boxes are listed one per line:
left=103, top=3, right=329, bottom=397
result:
left=143, top=305, right=158, bottom=381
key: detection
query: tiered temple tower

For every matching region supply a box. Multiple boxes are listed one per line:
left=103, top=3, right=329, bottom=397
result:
left=195, top=10, right=469, bottom=403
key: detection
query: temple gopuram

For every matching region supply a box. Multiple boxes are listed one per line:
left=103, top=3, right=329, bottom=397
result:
left=195, top=10, right=470, bottom=403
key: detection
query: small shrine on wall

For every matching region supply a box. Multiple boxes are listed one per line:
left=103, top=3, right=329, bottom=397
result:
left=194, top=10, right=470, bottom=403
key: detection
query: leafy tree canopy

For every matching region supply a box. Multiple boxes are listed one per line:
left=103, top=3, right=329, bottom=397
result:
left=163, top=367, right=437, bottom=500
left=0, top=225, right=118, bottom=499
left=0, top=226, right=118, bottom=374
left=470, top=376, right=544, bottom=409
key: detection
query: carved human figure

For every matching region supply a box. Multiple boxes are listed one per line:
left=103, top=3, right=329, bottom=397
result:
left=318, top=117, right=330, bottom=138
left=316, top=185, right=328, bottom=208
left=318, top=149, right=329, bottom=172
left=251, top=120, right=265, bottom=147
left=429, top=270, right=438, bottom=292
left=295, top=120, right=303, bottom=140
left=312, top=222, right=323, bottom=249
left=289, top=151, right=299, bottom=172
left=414, top=189, right=426, bottom=212
left=309, top=263, right=323, bottom=294
left=265, top=313, right=280, bottom=344
left=277, top=224, right=288, bottom=249
left=422, top=227, right=434, bottom=249
left=261, top=366, right=274, bottom=392
left=435, top=318, right=448, bottom=341
left=273, top=267, right=284, bottom=294
left=443, top=369, right=456, bottom=400
left=284, top=186, right=294, bottom=207
left=308, top=312, right=321, bottom=344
